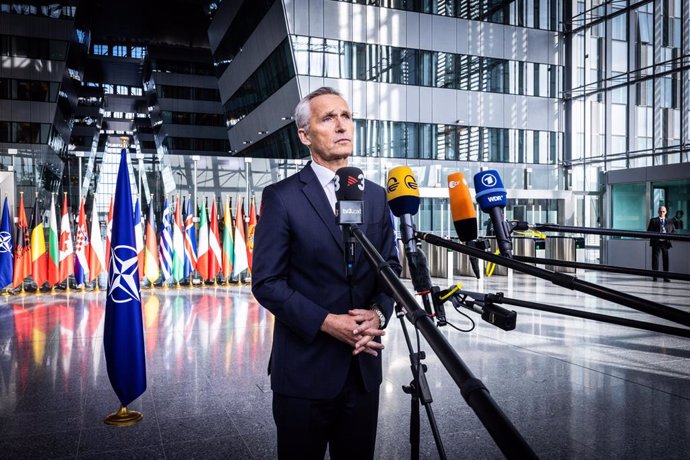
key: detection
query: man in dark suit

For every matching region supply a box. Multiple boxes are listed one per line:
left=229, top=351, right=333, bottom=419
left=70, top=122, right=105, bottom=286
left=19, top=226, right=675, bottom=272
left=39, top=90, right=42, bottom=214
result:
left=647, top=205, right=675, bottom=282
left=252, top=87, right=401, bottom=460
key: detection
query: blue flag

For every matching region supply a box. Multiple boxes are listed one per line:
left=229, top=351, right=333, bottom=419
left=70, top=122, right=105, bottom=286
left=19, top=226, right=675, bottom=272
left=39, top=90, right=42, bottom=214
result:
left=183, top=198, right=197, bottom=279
left=158, top=198, right=173, bottom=281
left=0, top=197, right=13, bottom=289
left=103, top=148, right=146, bottom=407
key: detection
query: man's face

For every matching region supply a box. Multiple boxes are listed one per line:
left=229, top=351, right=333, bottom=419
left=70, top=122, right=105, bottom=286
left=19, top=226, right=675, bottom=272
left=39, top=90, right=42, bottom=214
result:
left=659, top=207, right=667, bottom=217
left=298, top=94, right=353, bottom=164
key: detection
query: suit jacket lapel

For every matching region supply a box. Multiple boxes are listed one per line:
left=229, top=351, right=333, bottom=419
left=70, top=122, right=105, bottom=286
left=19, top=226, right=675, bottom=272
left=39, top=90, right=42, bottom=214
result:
left=299, top=165, right=343, bottom=250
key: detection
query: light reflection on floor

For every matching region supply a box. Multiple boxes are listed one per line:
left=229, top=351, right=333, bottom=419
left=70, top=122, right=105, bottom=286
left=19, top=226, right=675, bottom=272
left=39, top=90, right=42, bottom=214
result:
left=0, top=272, right=688, bottom=459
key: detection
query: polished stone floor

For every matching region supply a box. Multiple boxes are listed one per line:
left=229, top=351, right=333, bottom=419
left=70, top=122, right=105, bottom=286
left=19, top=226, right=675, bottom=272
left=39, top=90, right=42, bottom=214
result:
left=0, top=270, right=689, bottom=459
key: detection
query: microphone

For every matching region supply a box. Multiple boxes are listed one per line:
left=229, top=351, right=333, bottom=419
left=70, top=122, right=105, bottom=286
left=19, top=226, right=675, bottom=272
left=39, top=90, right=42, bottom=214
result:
left=387, top=166, right=446, bottom=325
left=448, top=172, right=477, bottom=242
left=335, top=166, right=365, bottom=280
left=386, top=165, right=420, bottom=254
left=473, top=169, right=513, bottom=258
left=447, top=172, right=482, bottom=278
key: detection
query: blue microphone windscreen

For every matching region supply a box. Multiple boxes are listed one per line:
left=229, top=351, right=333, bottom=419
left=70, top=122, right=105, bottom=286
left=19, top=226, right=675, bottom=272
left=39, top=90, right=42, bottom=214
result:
left=473, top=169, right=507, bottom=210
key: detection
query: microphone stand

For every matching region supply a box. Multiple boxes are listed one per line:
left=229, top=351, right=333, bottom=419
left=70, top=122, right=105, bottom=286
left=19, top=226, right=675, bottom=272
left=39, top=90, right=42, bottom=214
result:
left=512, top=254, right=690, bottom=282
left=395, top=302, right=447, bottom=460
left=348, top=224, right=537, bottom=459
left=439, top=287, right=690, bottom=339
left=526, top=222, right=690, bottom=242
left=418, top=231, right=690, bottom=329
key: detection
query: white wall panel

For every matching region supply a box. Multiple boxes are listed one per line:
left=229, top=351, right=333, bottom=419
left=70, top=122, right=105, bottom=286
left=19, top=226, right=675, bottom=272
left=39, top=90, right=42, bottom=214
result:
left=524, top=97, right=549, bottom=130
left=379, top=8, right=406, bottom=48
left=405, top=86, right=421, bottom=123
left=352, top=4, right=367, bottom=43
left=525, top=28, right=551, bottom=63
left=467, top=21, right=483, bottom=56
left=431, top=88, right=457, bottom=124
left=455, top=19, right=469, bottom=55
left=418, top=13, right=433, bottom=50
left=366, top=4, right=379, bottom=45
left=480, top=22, right=505, bottom=60
left=454, top=91, right=469, bottom=125
left=291, top=0, right=310, bottom=36
left=365, top=81, right=380, bottom=120
left=482, top=92, right=504, bottom=127
left=404, top=12, right=420, bottom=49
left=431, top=15, right=457, bottom=54
left=418, top=87, right=434, bottom=122
left=378, top=84, right=406, bottom=121
left=308, top=0, right=324, bottom=37
left=465, top=91, right=482, bottom=126
left=323, top=0, right=352, bottom=41
left=351, top=79, right=368, bottom=121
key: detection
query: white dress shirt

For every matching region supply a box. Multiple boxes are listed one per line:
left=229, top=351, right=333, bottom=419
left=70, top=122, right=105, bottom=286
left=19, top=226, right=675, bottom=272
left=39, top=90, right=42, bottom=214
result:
left=310, top=161, right=337, bottom=214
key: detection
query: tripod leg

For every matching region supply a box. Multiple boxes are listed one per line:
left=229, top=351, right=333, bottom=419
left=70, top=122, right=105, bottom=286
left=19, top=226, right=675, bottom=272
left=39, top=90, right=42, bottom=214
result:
left=410, top=385, right=420, bottom=460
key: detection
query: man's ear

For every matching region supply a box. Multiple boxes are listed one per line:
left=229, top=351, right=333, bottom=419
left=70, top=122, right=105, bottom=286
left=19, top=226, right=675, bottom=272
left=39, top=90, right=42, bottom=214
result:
left=297, top=128, right=311, bottom=147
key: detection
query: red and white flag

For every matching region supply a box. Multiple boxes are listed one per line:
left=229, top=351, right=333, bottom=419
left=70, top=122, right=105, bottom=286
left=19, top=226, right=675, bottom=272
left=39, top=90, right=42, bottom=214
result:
left=88, top=198, right=105, bottom=282
left=104, top=196, right=114, bottom=270
left=58, top=193, right=74, bottom=284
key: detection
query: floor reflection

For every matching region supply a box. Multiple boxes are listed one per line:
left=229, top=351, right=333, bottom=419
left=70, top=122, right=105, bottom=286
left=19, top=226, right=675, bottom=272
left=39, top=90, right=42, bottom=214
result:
left=0, top=274, right=688, bottom=459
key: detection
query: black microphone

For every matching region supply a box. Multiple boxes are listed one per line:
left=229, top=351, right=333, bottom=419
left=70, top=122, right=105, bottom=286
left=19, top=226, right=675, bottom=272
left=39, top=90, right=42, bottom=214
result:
left=473, top=169, right=512, bottom=258
left=387, top=166, right=446, bottom=325
left=335, top=167, right=364, bottom=280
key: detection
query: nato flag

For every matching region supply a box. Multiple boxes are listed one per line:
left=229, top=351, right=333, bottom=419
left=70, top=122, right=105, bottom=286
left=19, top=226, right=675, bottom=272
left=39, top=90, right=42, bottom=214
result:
left=0, top=197, right=13, bottom=289
left=104, top=148, right=146, bottom=406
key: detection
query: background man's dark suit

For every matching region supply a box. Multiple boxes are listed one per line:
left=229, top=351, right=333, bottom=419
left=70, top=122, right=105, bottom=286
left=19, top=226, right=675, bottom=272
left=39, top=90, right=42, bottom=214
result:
left=252, top=162, right=400, bottom=456
left=647, top=215, right=675, bottom=277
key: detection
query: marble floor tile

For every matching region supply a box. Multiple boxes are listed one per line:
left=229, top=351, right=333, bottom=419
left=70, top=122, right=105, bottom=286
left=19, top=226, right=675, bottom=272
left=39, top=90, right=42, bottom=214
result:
left=0, top=270, right=687, bottom=458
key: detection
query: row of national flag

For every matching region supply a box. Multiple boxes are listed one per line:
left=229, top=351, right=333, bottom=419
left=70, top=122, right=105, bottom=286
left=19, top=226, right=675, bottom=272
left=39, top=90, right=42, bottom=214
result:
left=0, top=193, right=91, bottom=291
left=156, top=193, right=254, bottom=285
left=0, top=190, right=258, bottom=291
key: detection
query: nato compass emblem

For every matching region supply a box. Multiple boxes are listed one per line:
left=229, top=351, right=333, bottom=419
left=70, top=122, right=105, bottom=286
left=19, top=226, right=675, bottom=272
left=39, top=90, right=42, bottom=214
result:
left=0, top=230, right=11, bottom=254
left=108, top=244, right=140, bottom=303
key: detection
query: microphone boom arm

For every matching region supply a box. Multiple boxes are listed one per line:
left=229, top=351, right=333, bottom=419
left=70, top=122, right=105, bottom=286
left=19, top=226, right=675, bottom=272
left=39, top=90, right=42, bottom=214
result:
left=417, top=231, right=690, bottom=328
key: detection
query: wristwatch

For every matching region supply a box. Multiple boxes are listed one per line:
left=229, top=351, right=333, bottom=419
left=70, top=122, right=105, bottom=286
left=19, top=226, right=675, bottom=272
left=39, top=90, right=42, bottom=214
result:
left=371, top=305, right=386, bottom=329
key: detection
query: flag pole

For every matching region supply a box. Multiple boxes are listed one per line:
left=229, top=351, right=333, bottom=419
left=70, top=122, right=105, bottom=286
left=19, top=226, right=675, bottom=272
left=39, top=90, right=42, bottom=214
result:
left=63, top=192, right=71, bottom=293
left=103, top=136, right=146, bottom=426
left=18, top=191, right=26, bottom=296
left=1, top=192, right=8, bottom=296
left=33, top=192, right=43, bottom=295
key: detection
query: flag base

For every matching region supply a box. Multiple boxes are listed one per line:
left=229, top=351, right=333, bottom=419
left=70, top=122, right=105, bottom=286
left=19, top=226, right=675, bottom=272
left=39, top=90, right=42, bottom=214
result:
left=104, top=405, right=143, bottom=426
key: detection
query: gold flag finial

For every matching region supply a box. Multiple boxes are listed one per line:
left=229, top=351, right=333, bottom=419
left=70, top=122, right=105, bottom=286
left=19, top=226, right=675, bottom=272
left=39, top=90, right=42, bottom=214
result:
left=120, top=136, right=129, bottom=148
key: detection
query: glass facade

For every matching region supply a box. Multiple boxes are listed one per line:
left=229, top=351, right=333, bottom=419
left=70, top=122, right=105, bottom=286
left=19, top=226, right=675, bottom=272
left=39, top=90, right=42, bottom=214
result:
left=568, top=0, right=688, bottom=170
left=353, top=119, right=559, bottom=163
left=567, top=0, right=689, bottom=229
left=158, top=85, right=220, bottom=101
left=0, top=78, right=60, bottom=102
left=211, top=0, right=276, bottom=75
left=222, top=38, right=295, bottom=127
left=0, top=121, right=51, bottom=144
left=0, top=34, right=68, bottom=60
left=335, top=0, right=562, bottom=31
left=292, top=35, right=562, bottom=98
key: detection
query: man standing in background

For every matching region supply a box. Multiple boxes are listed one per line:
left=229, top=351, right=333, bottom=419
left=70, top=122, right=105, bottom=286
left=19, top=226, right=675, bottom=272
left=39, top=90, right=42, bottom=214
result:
left=647, top=205, right=675, bottom=281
